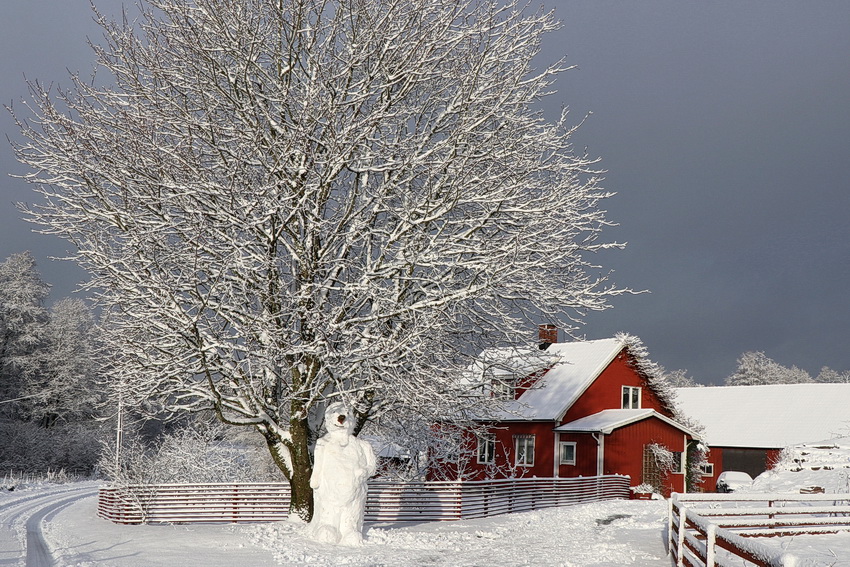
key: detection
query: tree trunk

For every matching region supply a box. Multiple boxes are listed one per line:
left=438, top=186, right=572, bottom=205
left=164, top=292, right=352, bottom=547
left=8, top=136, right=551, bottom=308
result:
left=262, top=417, right=314, bottom=522
left=287, top=410, right=314, bottom=521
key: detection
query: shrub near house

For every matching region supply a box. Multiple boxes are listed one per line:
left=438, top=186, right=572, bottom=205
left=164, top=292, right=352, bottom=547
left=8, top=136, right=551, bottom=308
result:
left=435, top=329, right=701, bottom=496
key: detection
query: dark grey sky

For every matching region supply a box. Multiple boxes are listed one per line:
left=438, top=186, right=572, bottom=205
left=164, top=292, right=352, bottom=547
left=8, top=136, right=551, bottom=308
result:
left=2, top=1, right=849, bottom=383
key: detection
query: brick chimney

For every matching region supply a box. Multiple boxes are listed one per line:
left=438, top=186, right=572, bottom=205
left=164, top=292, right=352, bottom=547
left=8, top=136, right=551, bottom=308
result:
left=538, top=324, right=558, bottom=347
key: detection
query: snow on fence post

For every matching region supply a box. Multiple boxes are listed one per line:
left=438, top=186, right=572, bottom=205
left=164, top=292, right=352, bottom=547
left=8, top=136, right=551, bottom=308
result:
left=667, top=496, right=675, bottom=555
left=676, top=506, right=687, bottom=567
left=705, top=522, right=716, bottom=567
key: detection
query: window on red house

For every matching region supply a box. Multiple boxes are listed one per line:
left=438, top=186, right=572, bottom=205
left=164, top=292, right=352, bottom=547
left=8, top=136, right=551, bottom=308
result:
left=514, top=435, right=535, bottom=467
left=559, top=442, right=576, bottom=465
left=492, top=376, right=516, bottom=399
left=477, top=435, right=496, bottom=464
left=621, top=386, right=641, bottom=409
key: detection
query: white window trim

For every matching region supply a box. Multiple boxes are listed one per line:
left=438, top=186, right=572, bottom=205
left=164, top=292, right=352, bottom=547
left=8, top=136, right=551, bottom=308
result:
left=622, top=385, right=642, bottom=409
left=559, top=441, right=576, bottom=465
left=700, top=463, right=715, bottom=477
left=514, top=435, right=535, bottom=467
left=477, top=435, right=496, bottom=465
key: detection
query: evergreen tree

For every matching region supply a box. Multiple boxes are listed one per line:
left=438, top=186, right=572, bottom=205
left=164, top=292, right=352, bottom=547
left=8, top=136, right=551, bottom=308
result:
left=0, top=251, right=50, bottom=417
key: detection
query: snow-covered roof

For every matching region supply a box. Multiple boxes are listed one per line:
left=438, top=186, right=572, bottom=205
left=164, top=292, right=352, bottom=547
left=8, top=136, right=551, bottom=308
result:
left=489, top=337, right=624, bottom=421
left=465, top=346, right=556, bottom=381
left=554, top=408, right=700, bottom=437
left=675, top=384, right=850, bottom=449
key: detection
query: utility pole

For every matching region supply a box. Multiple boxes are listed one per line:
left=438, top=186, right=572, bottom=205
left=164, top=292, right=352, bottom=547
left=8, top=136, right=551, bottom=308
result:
left=115, top=386, right=124, bottom=471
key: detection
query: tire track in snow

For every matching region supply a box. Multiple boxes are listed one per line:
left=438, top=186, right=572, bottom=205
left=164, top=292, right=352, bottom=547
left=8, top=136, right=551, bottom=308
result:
left=0, top=484, right=97, bottom=567
left=25, top=491, right=96, bottom=567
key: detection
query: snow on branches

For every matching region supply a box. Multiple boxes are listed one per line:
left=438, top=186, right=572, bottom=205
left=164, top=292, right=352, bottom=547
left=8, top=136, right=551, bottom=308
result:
left=615, top=333, right=704, bottom=436
left=13, top=0, right=624, bottom=519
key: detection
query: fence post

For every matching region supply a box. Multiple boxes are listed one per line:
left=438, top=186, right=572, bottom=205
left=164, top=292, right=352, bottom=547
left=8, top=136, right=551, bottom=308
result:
left=666, top=496, right=674, bottom=554
left=676, top=507, right=687, bottom=567
left=706, top=523, right=716, bottom=567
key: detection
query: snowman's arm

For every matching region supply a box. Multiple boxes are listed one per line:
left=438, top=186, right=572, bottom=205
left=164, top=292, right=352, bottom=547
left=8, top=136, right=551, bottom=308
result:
left=310, top=438, right=325, bottom=489
left=363, top=440, right=377, bottom=477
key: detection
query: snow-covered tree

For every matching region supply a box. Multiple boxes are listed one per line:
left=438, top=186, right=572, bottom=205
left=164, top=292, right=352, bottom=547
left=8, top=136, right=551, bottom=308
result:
left=725, top=351, right=813, bottom=386
left=0, top=251, right=50, bottom=416
left=663, top=368, right=701, bottom=389
left=815, top=366, right=850, bottom=384
left=26, top=298, right=101, bottom=426
left=0, top=255, right=104, bottom=473
left=13, top=0, right=622, bottom=519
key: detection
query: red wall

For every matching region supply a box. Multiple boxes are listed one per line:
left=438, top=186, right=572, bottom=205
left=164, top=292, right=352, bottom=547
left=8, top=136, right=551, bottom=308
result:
left=466, top=421, right=557, bottom=480
left=560, top=350, right=671, bottom=424
left=698, top=448, right=723, bottom=492
left=556, top=432, right=599, bottom=478
left=604, top=416, right=689, bottom=495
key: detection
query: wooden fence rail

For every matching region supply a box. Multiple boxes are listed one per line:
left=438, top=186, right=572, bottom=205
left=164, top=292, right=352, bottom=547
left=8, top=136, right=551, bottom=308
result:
left=668, top=492, right=850, bottom=567
left=98, top=474, right=629, bottom=525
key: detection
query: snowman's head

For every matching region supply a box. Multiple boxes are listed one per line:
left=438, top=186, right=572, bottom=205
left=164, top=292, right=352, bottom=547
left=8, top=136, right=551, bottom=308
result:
left=324, top=402, right=354, bottom=437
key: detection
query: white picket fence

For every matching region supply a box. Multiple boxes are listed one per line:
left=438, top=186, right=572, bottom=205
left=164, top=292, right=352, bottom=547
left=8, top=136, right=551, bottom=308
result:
left=668, top=492, right=850, bottom=567
left=98, top=474, right=630, bottom=525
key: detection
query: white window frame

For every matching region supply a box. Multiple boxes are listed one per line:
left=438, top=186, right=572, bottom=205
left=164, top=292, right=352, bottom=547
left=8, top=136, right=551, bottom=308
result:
left=477, top=435, right=496, bottom=465
left=492, top=377, right=517, bottom=399
left=514, top=435, right=535, bottom=467
left=699, top=463, right=714, bottom=477
left=621, top=385, right=642, bottom=409
left=559, top=441, right=576, bottom=465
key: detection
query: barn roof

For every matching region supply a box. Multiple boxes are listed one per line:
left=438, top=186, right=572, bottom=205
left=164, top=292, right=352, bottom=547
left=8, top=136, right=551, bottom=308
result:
left=554, top=408, right=699, bottom=436
left=487, top=337, right=624, bottom=421
left=674, top=384, right=850, bottom=449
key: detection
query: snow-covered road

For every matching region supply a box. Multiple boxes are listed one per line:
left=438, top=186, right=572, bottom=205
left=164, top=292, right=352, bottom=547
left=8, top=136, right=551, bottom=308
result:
left=0, top=482, right=98, bottom=567
left=2, top=483, right=674, bottom=566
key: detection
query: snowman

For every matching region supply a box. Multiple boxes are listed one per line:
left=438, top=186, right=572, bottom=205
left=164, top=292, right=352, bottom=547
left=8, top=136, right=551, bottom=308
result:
left=305, top=401, right=377, bottom=546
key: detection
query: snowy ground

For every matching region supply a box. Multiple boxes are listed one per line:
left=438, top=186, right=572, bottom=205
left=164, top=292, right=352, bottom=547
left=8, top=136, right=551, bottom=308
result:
left=7, top=437, right=850, bottom=567
left=716, top=436, right=850, bottom=565
left=3, top=484, right=673, bottom=567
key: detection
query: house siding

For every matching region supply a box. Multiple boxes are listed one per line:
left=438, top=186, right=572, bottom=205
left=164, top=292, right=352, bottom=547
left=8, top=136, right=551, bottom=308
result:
left=556, top=432, right=599, bottom=478
left=560, top=350, right=670, bottom=424
left=603, top=416, right=688, bottom=495
left=463, top=421, right=558, bottom=480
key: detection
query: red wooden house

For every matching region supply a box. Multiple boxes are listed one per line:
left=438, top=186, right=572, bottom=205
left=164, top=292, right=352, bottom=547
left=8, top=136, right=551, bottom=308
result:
left=442, top=329, right=701, bottom=496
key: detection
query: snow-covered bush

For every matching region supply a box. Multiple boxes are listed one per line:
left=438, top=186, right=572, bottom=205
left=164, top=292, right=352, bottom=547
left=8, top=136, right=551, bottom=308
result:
left=101, top=418, right=279, bottom=485
left=647, top=443, right=675, bottom=473
left=0, top=420, right=103, bottom=474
